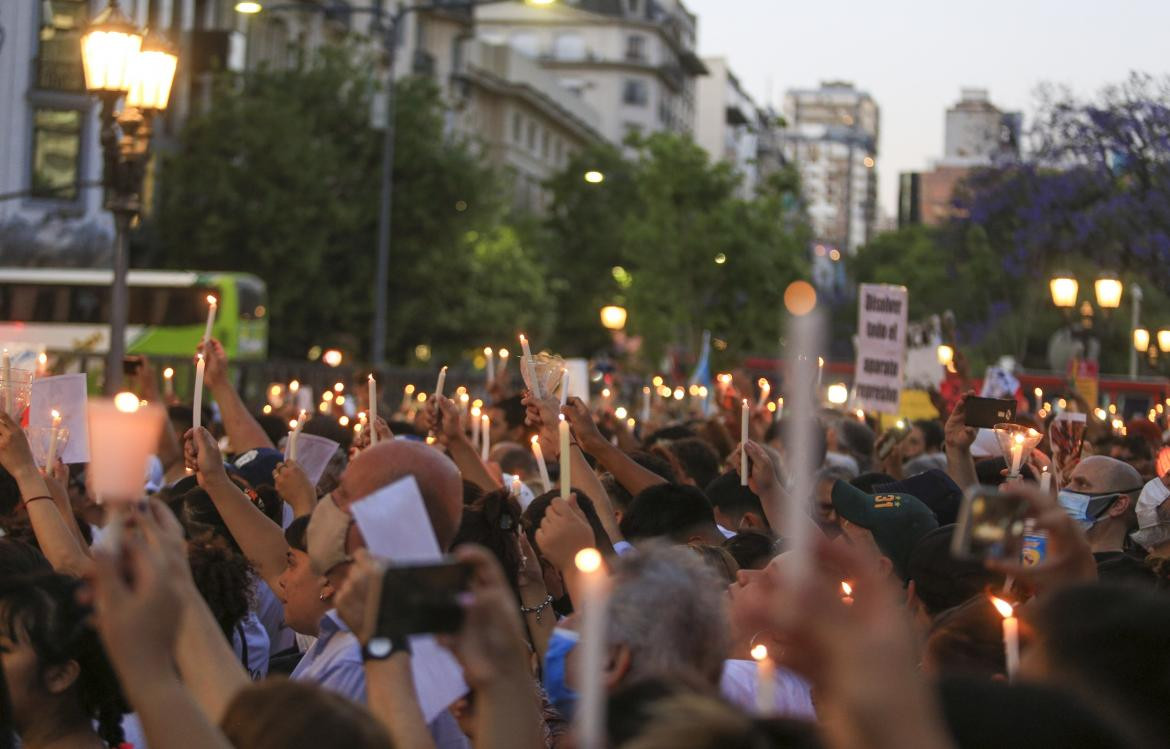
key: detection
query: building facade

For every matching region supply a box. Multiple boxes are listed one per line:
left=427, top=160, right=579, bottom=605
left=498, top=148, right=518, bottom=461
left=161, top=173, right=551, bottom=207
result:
left=779, top=81, right=879, bottom=254
left=694, top=56, right=760, bottom=196
left=472, top=0, right=707, bottom=146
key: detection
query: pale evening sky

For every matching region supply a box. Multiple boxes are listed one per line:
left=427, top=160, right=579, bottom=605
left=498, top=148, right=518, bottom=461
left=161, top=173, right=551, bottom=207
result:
left=685, top=0, right=1170, bottom=218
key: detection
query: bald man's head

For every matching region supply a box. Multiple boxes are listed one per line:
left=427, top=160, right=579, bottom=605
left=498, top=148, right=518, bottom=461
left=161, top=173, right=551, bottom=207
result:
left=1067, top=455, right=1144, bottom=496
left=334, top=440, right=463, bottom=550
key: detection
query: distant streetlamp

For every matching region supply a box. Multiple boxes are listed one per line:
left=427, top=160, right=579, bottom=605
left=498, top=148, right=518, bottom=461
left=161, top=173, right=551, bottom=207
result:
left=584, top=170, right=605, bottom=184
left=1134, top=328, right=1151, bottom=353
left=81, top=1, right=178, bottom=393
left=1094, top=274, right=1123, bottom=310
left=1049, top=273, right=1079, bottom=309
left=600, top=305, right=628, bottom=331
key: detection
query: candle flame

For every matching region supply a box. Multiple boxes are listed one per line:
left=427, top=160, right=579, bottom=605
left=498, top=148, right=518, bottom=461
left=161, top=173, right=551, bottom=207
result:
left=1014, top=433, right=1025, bottom=445
left=405, top=384, right=415, bottom=395
left=471, top=406, right=482, bottom=418
left=368, top=373, right=375, bottom=383
left=499, top=348, right=509, bottom=358
left=484, top=346, right=492, bottom=356
left=289, top=380, right=300, bottom=392
left=288, top=419, right=298, bottom=429
left=38, top=353, right=48, bottom=365
left=841, top=581, right=853, bottom=596
left=51, top=409, right=61, bottom=420
left=518, top=333, right=527, bottom=344
left=114, top=392, right=140, bottom=413
left=531, top=435, right=540, bottom=446
left=163, top=367, right=174, bottom=379
left=196, top=353, right=204, bottom=362
left=750, top=644, right=768, bottom=662
left=652, top=375, right=664, bottom=387
left=767, top=401, right=777, bottom=413
left=575, top=547, right=602, bottom=573
left=206, top=294, right=217, bottom=306
left=339, top=416, right=350, bottom=427
left=334, top=382, right=345, bottom=393
left=481, top=414, right=490, bottom=425
left=742, top=398, right=749, bottom=408
left=558, top=413, right=566, bottom=423
left=990, top=596, right=1014, bottom=619
left=262, top=405, right=272, bottom=414
left=758, top=378, right=769, bottom=389
left=460, top=392, right=470, bottom=404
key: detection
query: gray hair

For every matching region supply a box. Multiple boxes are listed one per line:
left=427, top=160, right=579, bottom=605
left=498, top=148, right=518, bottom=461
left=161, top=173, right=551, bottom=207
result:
left=605, top=542, right=729, bottom=685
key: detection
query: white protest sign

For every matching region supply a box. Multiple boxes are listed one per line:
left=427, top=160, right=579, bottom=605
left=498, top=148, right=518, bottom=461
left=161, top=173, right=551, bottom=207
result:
left=285, top=432, right=339, bottom=487
left=853, top=284, right=909, bottom=414
left=350, top=476, right=469, bottom=721
left=29, top=374, right=91, bottom=463
left=564, top=358, right=590, bottom=405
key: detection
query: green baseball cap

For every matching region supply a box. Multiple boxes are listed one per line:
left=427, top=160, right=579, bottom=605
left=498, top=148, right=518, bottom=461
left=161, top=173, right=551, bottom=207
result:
left=830, top=480, right=938, bottom=579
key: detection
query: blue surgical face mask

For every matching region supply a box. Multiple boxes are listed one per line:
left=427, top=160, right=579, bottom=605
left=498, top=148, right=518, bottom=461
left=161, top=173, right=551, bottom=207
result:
left=543, top=628, right=580, bottom=717
left=1058, top=489, right=1120, bottom=530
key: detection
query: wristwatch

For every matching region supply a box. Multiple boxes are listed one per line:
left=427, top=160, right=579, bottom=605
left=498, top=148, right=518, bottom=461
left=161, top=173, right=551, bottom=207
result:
left=361, top=634, right=411, bottom=661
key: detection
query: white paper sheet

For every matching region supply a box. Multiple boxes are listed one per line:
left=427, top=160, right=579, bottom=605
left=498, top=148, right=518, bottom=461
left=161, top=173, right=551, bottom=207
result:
left=350, top=476, right=469, bottom=721
left=29, top=373, right=91, bottom=463
left=286, top=432, right=339, bottom=486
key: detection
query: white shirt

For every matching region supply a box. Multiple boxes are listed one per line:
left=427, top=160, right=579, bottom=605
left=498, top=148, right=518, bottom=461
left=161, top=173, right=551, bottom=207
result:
left=719, top=658, right=816, bottom=719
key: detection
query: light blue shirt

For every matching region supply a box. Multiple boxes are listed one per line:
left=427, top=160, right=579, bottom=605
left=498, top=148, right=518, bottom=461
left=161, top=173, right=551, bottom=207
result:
left=290, top=610, right=366, bottom=702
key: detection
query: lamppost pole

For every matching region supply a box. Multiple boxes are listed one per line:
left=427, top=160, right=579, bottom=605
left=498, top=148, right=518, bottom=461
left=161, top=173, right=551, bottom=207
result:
left=1129, top=283, right=1143, bottom=379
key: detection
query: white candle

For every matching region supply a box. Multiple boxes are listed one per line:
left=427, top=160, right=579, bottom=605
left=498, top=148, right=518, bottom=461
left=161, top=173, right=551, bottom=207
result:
left=163, top=367, right=174, bottom=398
left=481, top=413, right=491, bottom=461
left=519, top=333, right=533, bottom=361
left=574, top=548, right=609, bottom=749
left=751, top=644, right=775, bottom=714
left=485, top=347, right=494, bottom=385
left=1009, top=433, right=1024, bottom=477
left=520, top=334, right=541, bottom=397
left=202, top=295, right=218, bottom=344
left=1, top=349, right=10, bottom=414
left=532, top=435, right=552, bottom=493
left=400, top=384, right=414, bottom=413
left=287, top=410, right=307, bottom=461
left=511, top=475, right=522, bottom=498
left=435, top=366, right=448, bottom=400
left=497, top=348, right=509, bottom=381
left=641, top=386, right=651, bottom=423
left=471, top=406, right=482, bottom=445
left=757, top=378, right=771, bottom=408
left=991, top=597, right=1019, bottom=682
left=37, top=352, right=48, bottom=377
left=88, top=395, right=165, bottom=503
left=368, top=375, right=379, bottom=446
left=560, top=367, right=570, bottom=408
left=193, top=354, right=205, bottom=430
left=46, top=410, right=62, bottom=467
left=1039, top=466, right=1051, bottom=493
left=559, top=414, right=571, bottom=500
left=740, top=399, right=749, bottom=486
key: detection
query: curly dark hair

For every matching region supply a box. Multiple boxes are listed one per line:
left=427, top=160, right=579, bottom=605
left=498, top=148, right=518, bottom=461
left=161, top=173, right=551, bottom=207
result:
left=453, top=489, right=523, bottom=599
left=187, top=542, right=254, bottom=642
left=0, top=573, right=128, bottom=746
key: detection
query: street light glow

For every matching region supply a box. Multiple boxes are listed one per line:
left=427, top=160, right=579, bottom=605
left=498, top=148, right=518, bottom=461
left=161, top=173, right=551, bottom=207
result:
left=584, top=170, right=605, bottom=184
left=234, top=1, right=263, bottom=13
left=1094, top=274, right=1123, bottom=309
left=1049, top=274, right=1078, bottom=308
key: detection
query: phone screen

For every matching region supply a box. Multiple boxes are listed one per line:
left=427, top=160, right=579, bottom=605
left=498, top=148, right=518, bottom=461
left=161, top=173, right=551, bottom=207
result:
left=365, top=559, right=472, bottom=641
left=963, top=397, right=1017, bottom=429
left=951, top=485, right=1028, bottom=561
left=876, top=420, right=912, bottom=460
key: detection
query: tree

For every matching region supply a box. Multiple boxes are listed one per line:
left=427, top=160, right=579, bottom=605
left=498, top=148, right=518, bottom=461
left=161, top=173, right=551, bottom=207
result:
left=542, top=133, right=810, bottom=366
left=148, top=44, right=548, bottom=362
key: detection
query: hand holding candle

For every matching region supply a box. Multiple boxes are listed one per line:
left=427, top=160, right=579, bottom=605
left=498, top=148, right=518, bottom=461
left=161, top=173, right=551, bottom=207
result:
left=287, top=410, right=307, bottom=461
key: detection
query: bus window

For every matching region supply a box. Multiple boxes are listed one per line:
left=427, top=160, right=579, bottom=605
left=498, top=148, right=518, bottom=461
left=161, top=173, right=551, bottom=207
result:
left=69, top=286, right=108, bottom=323
left=237, top=277, right=267, bottom=320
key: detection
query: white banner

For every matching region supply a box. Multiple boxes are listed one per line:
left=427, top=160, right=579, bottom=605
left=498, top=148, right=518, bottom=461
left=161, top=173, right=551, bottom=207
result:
left=853, top=284, right=909, bottom=414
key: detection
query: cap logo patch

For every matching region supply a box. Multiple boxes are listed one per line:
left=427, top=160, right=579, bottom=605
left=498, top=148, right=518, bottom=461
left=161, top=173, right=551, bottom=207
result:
left=873, top=494, right=901, bottom=509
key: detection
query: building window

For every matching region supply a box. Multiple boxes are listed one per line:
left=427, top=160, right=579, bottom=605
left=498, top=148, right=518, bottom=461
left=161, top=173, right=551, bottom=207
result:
left=37, top=0, right=88, bottom=92
left=552, top=33, right=585, bottom=60
left=623, top=78, right=648, bottom=107
left=30, top=108, right=83, bottom=200
left=527, top=121, right=537, bottom=151
left=541, top=128, right=550, bottom=158
left=510, top=33, right=540, bottom=58
left=625, top=35, right=646, bottom=62
left=512, top=112, right=523, bottom=143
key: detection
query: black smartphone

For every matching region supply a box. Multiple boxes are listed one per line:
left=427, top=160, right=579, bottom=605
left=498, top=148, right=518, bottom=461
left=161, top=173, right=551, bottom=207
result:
left=951, top=485, right=1029, bottom=561
left=363, top=558, right=473, bottom=641
left=964, top=396, right=1016, bottom=429
left=875, top=419, right=913, bottom=460
left=122, top=357, right=143, bottom=377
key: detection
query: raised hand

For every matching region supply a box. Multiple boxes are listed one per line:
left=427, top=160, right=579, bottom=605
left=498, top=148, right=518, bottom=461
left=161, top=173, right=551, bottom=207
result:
left=196, top=338, right=229, bottom=391
left=984, top=482, right=1097, bottom=589
left=561, top=396, right=606, bottom=455
left=944, top=391, right=978, bottom=453
left=183, top=426, right=229, bottom=489
left=534, top=493, right=595, bottom=573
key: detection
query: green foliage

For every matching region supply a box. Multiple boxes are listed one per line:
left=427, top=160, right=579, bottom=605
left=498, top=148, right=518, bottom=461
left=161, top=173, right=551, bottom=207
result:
left=149, top=45, right=548, bottom=362
left=543, top=133, right=810, bottom=365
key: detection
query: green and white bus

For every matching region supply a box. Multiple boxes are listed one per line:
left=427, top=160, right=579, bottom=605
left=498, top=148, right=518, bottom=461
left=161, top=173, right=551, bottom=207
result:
left=0, top=269, right=268, bottom=359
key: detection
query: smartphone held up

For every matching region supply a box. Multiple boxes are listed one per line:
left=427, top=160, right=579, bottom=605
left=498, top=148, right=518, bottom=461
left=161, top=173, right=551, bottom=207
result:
left=951, top=485, right=1029, bottom=562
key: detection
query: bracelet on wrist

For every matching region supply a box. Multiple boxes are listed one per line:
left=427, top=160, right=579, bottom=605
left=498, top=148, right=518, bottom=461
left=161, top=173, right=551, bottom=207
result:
left=520, top=594, right=555, bottom=623
left=22, top=495, right=52, bottom=507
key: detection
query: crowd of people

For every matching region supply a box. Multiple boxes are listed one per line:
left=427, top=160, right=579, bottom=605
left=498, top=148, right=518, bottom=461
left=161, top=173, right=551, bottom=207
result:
left=2, top=337, right=1170, bottom=749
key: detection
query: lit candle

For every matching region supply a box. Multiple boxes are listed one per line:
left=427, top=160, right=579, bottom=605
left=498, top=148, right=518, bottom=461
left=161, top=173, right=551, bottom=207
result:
left=497, top=348, right=509, bottom=381
left=287, top=410, right=307, bottom=461
left=481, top=413, right=491, bottom=461
left=459, top=392, right=470, bottom=425
left=368, top=374, right=379, bottom=446
left=1039, top=466, right=1051, bottom=493
left=560, top=367, right=570, bottom=408
left=991, top=596, right=1019, bottom=682
left=471, top=405, right=482, bottom=445
left=775, top=397, right=784, bottom=422
left=574, top=548, right=609, bottom=749
left=36, top=352, right=48, bottom=377
left=484, top=347, right=495, bottom=385
left=434, top=365, right=448, bottom=400
left=840, top=580, right=854, bottom=606
left=1009, top=433, right=1025, bottom=477
left=202, top=295, right=218, bottom=344
left=519, top=333, right=533, bottom=361
left=531, top=435, right=552, bottom=493
left=163, top=367, right=174, bottom=398
left=559, top=414, right=571, bottom=500
left=400, top=384, right=415, bottom=413
left=751, top=644, right=775, bottom=715
left=1, top=349, right=10, bottom=414
left=511, top=475, right=522, bottom=498
left=740, top=399, right=749, bottom=486
left=88, top=394, right=165, bottom=503
left=193, top=354, right=205, bottom=430
left=641, top=386, right=651, bottom=423
left=519, top=333, right=541, bottom=397
left=757, top=378, right=771, bottom=408
left=46, top=410, right=63, bottom=467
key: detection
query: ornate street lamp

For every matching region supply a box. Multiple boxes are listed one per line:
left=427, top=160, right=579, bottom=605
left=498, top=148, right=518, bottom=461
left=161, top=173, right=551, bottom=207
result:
left=81, top=2, right=178, bottom=393
left=600, top=305, right=628, bottom=331
left=1134, top=328, right=1151, bottom=353
left=1049, top=273, right=1078, bottom=309
left=1094, top=274, right=1123, bottom=310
